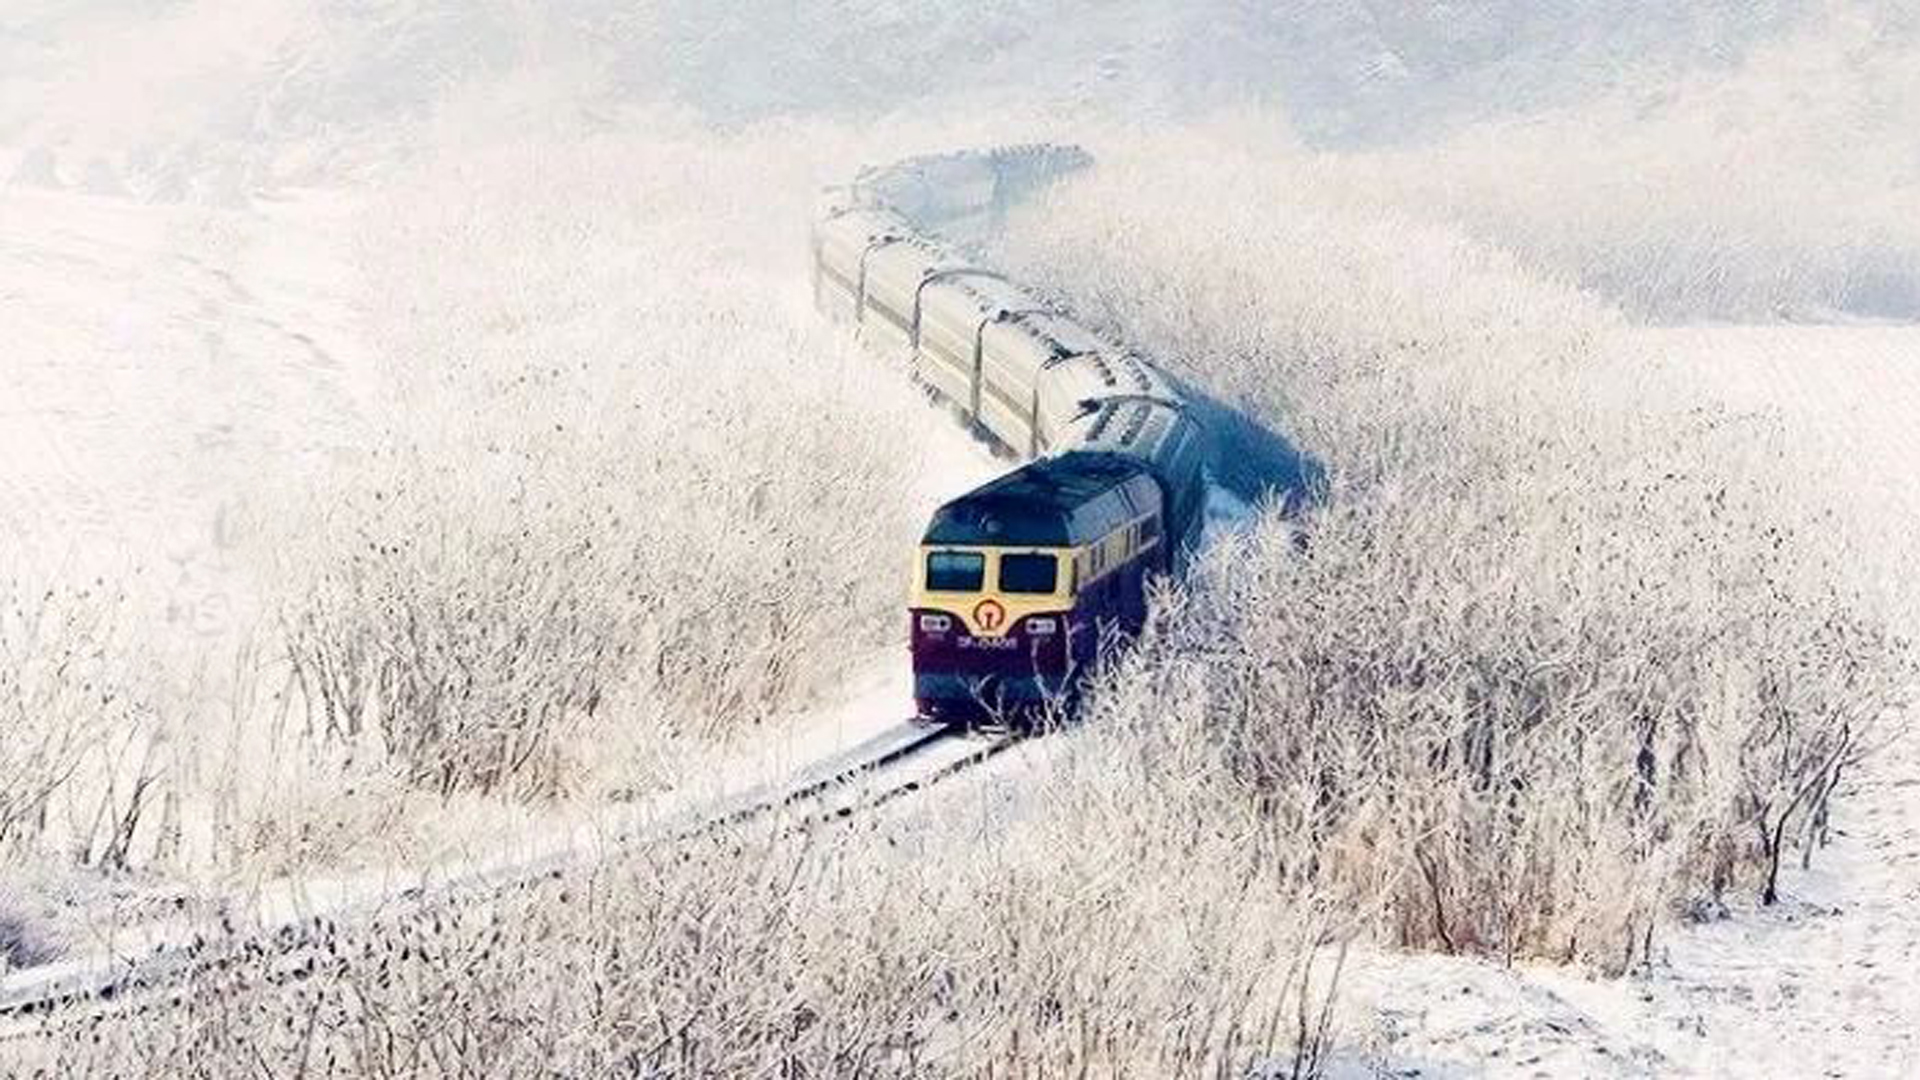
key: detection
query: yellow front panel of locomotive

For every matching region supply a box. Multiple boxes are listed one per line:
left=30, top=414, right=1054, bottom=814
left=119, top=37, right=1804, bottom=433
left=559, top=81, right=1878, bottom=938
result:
left=912, top=545, right=1075, bottom=638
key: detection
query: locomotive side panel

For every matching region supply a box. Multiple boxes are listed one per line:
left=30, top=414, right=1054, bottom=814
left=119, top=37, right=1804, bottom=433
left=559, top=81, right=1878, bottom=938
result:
left=1082, top=399, right=1207, bottom=553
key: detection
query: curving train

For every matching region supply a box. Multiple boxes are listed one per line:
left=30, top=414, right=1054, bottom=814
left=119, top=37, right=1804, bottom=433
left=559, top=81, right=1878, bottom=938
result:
left=813, top=148, right=1209, bottom=723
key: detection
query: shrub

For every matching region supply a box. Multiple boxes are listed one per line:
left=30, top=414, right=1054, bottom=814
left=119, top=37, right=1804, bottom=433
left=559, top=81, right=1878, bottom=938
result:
left=0, top=570, right=170, bottom=871
left=19, top=717, right=1347, bottom=1077
left=266, top=129, right=947, bottom=800
left=1003, top=142, right=1915, bottom=966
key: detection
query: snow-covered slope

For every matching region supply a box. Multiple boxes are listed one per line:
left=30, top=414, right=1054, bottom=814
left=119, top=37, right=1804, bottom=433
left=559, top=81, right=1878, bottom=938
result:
left=628, top=0, right=1810, bottom=138
left=0, top=186, right=369, bottom=628
left=0, top=0, right=1860, bottom=196
left=11, top=2, right=1914, bottom=326
left=1342, top=326, right=1920, bottom=1077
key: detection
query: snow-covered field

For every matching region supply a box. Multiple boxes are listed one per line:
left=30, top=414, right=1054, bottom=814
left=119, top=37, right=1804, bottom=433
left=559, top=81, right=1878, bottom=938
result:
left=4, top=2, right=1918, bottom=1075
left=0, top=186, right=367, bottom=627
left=1334, top=326, right=1920, bottom=1077
left=0, top=168, right=993, bottom=953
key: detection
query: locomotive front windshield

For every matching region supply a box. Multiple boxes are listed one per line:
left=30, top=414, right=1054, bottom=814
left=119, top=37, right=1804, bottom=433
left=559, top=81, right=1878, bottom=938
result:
left=926, top=550, right=985, bottom=591
left=999, top=553, right=1059, bottom=594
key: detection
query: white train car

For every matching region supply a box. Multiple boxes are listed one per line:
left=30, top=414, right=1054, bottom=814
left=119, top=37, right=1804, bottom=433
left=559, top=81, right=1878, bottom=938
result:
left=811, top=207, right=911, bottom=323
left=915, top=273, right=1040, bottom=421
left=812, top=146, right=1213, bottom=549
left=976, top=312, right=1109, bottom=456
left=861, top=238, right=965, bottom=361
left=1038, top=350, right=1181, bottom=445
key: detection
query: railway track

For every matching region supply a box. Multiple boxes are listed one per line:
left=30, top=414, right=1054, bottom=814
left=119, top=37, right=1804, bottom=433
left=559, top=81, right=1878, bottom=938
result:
left=0, top=721, right=1021, bottom=1045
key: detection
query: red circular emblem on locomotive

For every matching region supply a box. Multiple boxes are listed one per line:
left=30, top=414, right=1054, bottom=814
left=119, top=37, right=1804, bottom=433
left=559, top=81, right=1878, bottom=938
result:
left=973, top=598, right=1006, bottom=632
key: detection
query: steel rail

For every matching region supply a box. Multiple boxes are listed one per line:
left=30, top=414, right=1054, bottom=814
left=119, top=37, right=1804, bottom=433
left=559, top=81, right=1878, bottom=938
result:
left=0, top=721, right=1022, bottom=1045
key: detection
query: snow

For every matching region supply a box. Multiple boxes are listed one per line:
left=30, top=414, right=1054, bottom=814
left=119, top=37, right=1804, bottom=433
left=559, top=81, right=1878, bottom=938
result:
left=1321, top=698, right=1920, bottom=1078
left=1557, top=720, right=1920, bottom=1075
left=1324, top=326, right=1920, bottom=1077
left=1645, top=325, right=1920, bottom=569
left=0, top=653, right=930, bottom=1003
left=5, top=2, right=1919, bottom=1073
left=0, top=184, right=372, bottom=636
left=0, top=167, right=1001, bottom=975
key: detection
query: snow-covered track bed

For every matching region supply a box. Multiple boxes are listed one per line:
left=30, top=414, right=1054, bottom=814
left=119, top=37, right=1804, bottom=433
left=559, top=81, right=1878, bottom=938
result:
left=0, top=720, right=1021, bottom=1042
left=776, top=727, right=1025, bottom=830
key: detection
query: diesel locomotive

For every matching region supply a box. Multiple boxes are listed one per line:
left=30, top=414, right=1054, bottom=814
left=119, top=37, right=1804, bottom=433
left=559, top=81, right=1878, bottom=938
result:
left=813, top=151, right=1208, bottom=722
left=911, top=452, right=1172, bottom=719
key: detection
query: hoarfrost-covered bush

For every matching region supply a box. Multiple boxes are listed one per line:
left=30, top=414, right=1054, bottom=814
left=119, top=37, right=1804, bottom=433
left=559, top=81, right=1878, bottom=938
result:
left=0, top=116, right=964, bottom=880
left=268, top=128, right=945, bottom=799
left=0, top=570, right=171, bottom=870
left=1007, top=142, right=1914, bottom=966
left=24, top=720, right=1346, bottom=1077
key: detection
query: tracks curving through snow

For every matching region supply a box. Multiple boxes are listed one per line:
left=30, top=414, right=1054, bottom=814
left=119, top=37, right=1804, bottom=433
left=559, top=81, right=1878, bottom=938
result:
left=0, top=720, right=1021, bottom=1042
left=0, top=148, right=1064, bottom=1042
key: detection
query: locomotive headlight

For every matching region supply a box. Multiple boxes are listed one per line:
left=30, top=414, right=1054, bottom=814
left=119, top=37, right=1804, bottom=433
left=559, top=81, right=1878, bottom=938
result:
left=919, top=614, right=952, bottom=633
left=1027, top=617, right=1058, bottom=635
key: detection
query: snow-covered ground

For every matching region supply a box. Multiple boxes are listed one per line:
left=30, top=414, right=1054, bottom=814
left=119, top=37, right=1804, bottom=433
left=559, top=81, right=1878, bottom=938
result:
left=1328, top=669, right=1919, bottom=1078
left=1560, top=728, right=1920, bottom=1076
left=0, top=654, right=932, bottom=1007
left=907, top=680, right=1920, bottom=1078
left=1552, top=327, right=1920, bottom=1076
left=0, top=154, right=1001, bottom=976
left=871, top=712, right=1918, bottom=1079
left=878, top=328, right=1920, bottom=1079
left=1326, top=326, right=1920, bottom=1077
left=0, top=185, right=369, bottom=631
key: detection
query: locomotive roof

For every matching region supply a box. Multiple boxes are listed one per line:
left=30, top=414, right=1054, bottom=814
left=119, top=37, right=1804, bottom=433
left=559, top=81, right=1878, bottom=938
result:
left=922, top=451, right=1161, bottom=547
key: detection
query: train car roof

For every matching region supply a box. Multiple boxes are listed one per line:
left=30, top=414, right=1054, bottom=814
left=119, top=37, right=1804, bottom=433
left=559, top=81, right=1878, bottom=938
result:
left=922, top=271, right=1038, bottom=316
left=922, top=451, right=1161, bottom=547
left=1004, top=311, right=1111, bottom=360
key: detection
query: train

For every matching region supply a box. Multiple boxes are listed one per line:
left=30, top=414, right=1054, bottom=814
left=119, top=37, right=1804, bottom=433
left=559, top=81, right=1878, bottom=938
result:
left=813, top=149, right=1208, bottom=723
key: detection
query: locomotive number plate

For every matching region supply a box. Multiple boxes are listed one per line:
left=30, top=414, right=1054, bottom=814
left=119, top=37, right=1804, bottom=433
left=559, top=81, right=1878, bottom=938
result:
left=958, top=636, right=1018, bottom=650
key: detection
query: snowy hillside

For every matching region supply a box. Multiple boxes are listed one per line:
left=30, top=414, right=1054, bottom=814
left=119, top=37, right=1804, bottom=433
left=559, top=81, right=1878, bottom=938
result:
left=2, top=2, right=1889, bottom=185
left=3, top=1, right=1917, bottom=1076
